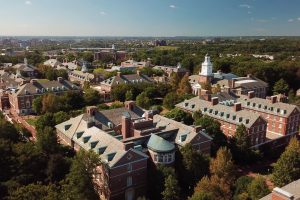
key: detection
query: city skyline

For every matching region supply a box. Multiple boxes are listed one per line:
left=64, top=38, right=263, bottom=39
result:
left=1, top=0, right=300, bottom=37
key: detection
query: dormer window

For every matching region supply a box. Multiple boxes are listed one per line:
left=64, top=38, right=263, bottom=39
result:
left=107, top=152, right=116, bottom=162
left=90, top=141, right=99, bottom=149
left=179, top=134, right=187, bottom=142
left=98, top=146, right=107, bottom=154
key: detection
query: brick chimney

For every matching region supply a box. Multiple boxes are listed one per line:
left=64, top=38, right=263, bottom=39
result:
left=86, top=106, right=98, bottom=117
left=125, top=101, right=135, bottom=111
left=57, top=77, right=64, bottom=83
left=248, top=91, right=255, bottom=99
left=30, top=79, right=38, bottom=85
left=144, top=111, right=153, bottom=120
left=230, top=79, right=236, bottom=88
left=247, top=74, right=253, bottom=78
left=211, top=97, right=219, bottom=106
left=270, top=95, right=278, bottom=104
left=117, top=72, right=121, bottom=77
left=121, top=115, right=132, bottom=139
left=271, top=187, right=294, bottom=200
left=234, top=102, right=242, bottom=112
left=200, top=89, right=212, bottom=102
left=137, top=70, right=141, bottom=76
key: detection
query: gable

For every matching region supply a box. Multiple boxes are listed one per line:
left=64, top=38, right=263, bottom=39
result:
left=111, top=149, right=147, bottom=167
left=189, top=132, right=212, bottom=146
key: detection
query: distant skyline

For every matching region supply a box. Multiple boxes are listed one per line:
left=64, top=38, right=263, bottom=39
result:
left=0, top=0, right=300, bottom=37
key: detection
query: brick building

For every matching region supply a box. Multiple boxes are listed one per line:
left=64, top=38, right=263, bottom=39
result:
left=8, top=77, right=81, bottom=115
left=55, top=102, right=212, bottom=200
left=153, top=63, right=190, bottom=78
left=68, top=70, right=104, bottom=86
left=189, top=55, right=268, bottom=98
left=238, top=92, right=300, bottom=137
left=176, top=90, right=268, bottom=147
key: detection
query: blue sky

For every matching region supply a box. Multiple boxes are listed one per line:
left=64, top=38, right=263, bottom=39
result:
left=0, top=0, right=300, bottom=36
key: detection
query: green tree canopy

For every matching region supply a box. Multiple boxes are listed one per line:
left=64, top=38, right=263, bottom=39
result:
left=273, top=78, right=289, bottom=95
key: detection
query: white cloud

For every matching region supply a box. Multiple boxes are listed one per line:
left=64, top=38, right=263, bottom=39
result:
left=25, top=1, right=32, bottom=5
left=169, top=5, right=176, bottom=9
left=239, top=4, right=251, bottom=9
left=100, top=11, right=107, bottom=16
left=297, top=17, right=300, bottom=21
left=288, top=19, right=294, bottom=22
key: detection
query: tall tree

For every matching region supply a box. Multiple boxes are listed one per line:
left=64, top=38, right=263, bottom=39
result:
left=136, top=92, right=151, bottom=109
left=170, top=72, right=180, bottom=91
left=36, top=126, right=59, bottom=154
left=84, top=88, right=101, bottom=106
left=273, top=78, right=289, bottom=95
left=61, top=150, right=101, bottom=200
left=272, top=137, right=300, bottom=187
left=163, top=92, right=181, bottom=110
left=247, top=176, right=270, bottom=200
left=177, top=74, right=192, bottom=95
left=162, top=174, right=181, bottom=200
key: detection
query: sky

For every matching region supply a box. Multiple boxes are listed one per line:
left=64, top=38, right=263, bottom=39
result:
left=0, top=0, right=300, bottom=36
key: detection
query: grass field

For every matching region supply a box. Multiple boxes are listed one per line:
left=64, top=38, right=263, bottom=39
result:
left=26, top=118, right=37, bottom=126
left=154, top=46, right=179, bottom=51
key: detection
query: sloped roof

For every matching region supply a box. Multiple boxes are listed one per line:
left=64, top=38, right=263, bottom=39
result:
left=101, top=74, right=154, bottom=86
left=147, top=134, right=175, bottom=153
left=176, top=97, right=265, bottom=128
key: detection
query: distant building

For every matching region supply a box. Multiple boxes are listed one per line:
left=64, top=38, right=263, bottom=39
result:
left=8, top=77, right=81, bottom=115
left=43, top=59, right=62, bottom=68
left=121, top=59, right=150, bottom=69
left=12, top=58, right=39, bottom=78
left=68, top=70, right=104, bottom=85
left=154, top=63, right=189, bottom=77
left=189, top=55, right=268, bottom=98
left=94, top=45, right=127, bottom=62
left=56, top=102, right=212, bottom=200
left=99, top=71, right=154, bottom=101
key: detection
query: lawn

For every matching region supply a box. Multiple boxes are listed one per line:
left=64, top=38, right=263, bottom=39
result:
left=154, top=46, right=179, bottom=51
left=26, top=118, right=38, bottom=127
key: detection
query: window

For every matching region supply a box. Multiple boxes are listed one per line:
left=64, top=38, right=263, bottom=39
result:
left=168, top=154, right=172, bottom=163
left=279, top=124, right=282, bottom=129
left=127, top=176, right=132, bottom=187
left=127, top=164, right=132, bottom=172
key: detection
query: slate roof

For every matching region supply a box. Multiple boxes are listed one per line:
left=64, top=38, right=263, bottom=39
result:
left=260, top=179, right=300, bottom=200
left=147, top=134, right=175, bottom=153
left=101, top=74, right=154, bottom=86
left=238, top=97, right=299, bottom=118
left=176, top=97, right=265, bottom=128
left=13, top=79, right=80, bottom=96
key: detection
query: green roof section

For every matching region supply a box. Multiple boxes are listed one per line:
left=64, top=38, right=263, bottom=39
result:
left=147, top=134, right=175, bottom=153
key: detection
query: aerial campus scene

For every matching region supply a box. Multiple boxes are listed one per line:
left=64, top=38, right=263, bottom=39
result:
left=0, top=0, right=300, bottom=200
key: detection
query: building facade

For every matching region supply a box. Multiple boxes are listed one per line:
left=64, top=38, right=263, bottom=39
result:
left=56, top=102, right=212, bottom=200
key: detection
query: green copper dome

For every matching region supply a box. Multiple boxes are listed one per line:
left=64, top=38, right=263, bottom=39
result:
left=147, top=134, right=175, bottom=153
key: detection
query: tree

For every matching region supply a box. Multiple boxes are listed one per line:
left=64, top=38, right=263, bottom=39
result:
left=188, top=192, right=213, bottom=200
left=177, top=144, right=209, bottom=194
left=230, top=124, right=251, bottom=164
left=35, top=113, right=55, bottom=132
left=0, top=118, right=19, bottom=142
left=233, top=176, right=254, bottom=200
left=272, top=137, right=300, bottom=187
left=162, top=174, right=181, bottom=200
left=163, top=92, right=181, bottom=110
left=125, top=90, right=133, bottom=101
left=177, top=74, right=192, bottom=95
left=170, top=72, right=180, bottom=91
left=32, top=96, right=43, bottom=114
left=273, top=78, right=289, bottom=95
left=165, top=108, right=193, bottom=125
left=53, top=111, right=70, bottom=125
left=36, top=126, right=59, bottom=154
left=42, top=94, right=63, bottom=114
left=84, top=88, right=101, bottom=106
left=8, top=183, right=60, bottom=200
left=61, top=150, right=101, bottom=200
left=210, top=147, right=236, bottom=185
left=247, top=176, right=270, bottom=200
left=136, top=92, right=151, bottom=109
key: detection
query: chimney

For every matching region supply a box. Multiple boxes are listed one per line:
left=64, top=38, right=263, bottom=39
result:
left=200, top=89, right=212, bottom=102
left=234, top=102, right=242, bottom=112
left=137, top=70, right=141, bottom=76
left=124, top=142, right=135, bottom=151
left=145, top=111, right=153, bottom=120
left=121, top=115, right=132, bottom=139
left=248, top=91, right=255, bottom=99
left=271, top=187, right=294, bottom=200
left=30, top=79, right=38, bottom=85
left=270, top=96, right=277, bottom=104
left=211, top=97, right=219, bottom=106
left=117, top=72, right=121, bottom=77
left=247, top=74, right=253, bottom=78
left=193, top=125, right=202, bottom=133
left=57, top=77, right=63, bottom=83
left=86, top=106, right=98, bottom=117
left=230, top=79, right=236, bottom=88
left=125, top=101, right=135, bottom=111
